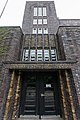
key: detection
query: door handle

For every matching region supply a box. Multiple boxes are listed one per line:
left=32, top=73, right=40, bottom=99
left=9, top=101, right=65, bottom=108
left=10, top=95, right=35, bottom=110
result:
left=41, top=93, right=45, bottom=97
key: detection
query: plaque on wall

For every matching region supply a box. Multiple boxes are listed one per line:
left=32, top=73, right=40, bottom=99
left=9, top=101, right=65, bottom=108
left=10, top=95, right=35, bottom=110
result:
left=46, top=84, right=51, bottom=88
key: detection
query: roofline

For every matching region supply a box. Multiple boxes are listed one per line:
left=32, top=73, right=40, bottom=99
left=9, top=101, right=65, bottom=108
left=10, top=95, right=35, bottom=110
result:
left=0, top=26, right=21, bottom=28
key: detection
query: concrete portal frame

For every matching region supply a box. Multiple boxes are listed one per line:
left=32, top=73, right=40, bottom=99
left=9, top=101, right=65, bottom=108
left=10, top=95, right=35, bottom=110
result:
left=2, top=61, right=78, bottom=120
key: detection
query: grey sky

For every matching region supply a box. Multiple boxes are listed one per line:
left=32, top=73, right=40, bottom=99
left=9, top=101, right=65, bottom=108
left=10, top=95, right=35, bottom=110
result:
left=0, top=0, right=80, bottom=27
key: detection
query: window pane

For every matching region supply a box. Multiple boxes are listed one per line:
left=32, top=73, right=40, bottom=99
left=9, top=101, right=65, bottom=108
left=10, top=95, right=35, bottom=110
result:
left=38, top=19, right=42, bottom=24
left=51, top=49, right=57, bottom=61
left=43, top=7, right=47, bottom=16
left=43, top=28, right=48, bottom=34
left=37, top=50, right=42, bottom=61
left=33, top=19, right=37, bottom=24
left=43, top=19, right=47, bottom=24
left=38, top=28, right=42, bottom=34
left=22, top=49, right=29, bottom=61
left=44, top=49, right=49, bottom=61
left=30, top=50, right=36, bottom=61
left=38, top=7, right=42, bottom=16
left=34, top=7, right=37, bottom=16
left=33, top=28, right=37, bottom=34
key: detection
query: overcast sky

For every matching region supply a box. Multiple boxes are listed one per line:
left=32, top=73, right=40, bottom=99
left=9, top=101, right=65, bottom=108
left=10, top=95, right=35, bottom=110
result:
left=0, top=0, right=80, bottom=27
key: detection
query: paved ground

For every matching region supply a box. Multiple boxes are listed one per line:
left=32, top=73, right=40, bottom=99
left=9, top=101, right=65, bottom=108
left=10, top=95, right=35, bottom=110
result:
left=18, top=115, right=63, bottom=120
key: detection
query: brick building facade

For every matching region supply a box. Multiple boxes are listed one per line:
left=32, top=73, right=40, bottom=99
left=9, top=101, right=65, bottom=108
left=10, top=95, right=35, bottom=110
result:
left=0, top=1, right=80, bottom=120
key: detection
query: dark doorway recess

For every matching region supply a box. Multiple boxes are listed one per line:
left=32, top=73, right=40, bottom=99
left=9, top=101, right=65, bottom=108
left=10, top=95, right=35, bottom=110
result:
left=20, top=71, right=61, bottom=117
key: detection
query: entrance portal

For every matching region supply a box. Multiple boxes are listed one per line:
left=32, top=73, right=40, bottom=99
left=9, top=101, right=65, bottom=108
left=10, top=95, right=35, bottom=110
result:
left=20, top=71, right=61, bottom=117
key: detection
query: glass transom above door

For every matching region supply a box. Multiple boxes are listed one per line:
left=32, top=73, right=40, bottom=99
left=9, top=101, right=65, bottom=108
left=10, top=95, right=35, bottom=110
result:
left=22, top=49, right=57, bottom=61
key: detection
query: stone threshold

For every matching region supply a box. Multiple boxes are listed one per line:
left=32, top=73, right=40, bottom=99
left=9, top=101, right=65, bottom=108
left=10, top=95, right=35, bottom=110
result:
left=18, top=115, right=63, bottom=120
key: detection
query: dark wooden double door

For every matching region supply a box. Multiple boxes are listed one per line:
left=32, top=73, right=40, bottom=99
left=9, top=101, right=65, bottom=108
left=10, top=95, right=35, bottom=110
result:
left=20, top=71, right=60, bottom=117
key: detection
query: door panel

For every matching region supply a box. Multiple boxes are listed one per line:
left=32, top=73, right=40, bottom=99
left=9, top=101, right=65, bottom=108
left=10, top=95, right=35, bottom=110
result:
left=41, top=75, right=56, bottom=115
left=20, top=72, right=60, bottom=116
left=20, top=74, right=36, bottom=115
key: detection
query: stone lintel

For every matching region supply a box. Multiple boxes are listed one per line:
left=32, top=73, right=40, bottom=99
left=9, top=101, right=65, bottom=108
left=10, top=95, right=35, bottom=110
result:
left=2, top=61, right=77, bottom=70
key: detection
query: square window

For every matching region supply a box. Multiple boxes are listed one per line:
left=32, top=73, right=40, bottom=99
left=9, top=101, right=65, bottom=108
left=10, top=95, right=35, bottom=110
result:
left=34, top=7, right=37, bottom=16
left=38, top=28, right=42, bottom=34
left=38, top=7, right=42, bottom=16
left=43, top=7, right=47, bottom=16
left=43, top=19, right=47, bottom=24
left=38, top=19, right=42, bottom=24
left=43, top=28, right=48, bottom=34
left=33, top=28, right=37, bottom=34
left=33, top=19, right=37, bottom=24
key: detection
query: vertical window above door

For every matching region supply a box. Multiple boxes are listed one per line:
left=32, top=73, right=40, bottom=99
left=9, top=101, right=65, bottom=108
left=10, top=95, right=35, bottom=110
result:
left=37, top=49, right=43, bottom=61
left=30, top=50, right=36, bottom=61
left=43, top=7, right=47, bottom=16
left=34, top=7, right=47, bottom=16
left=22, top=49, right=29, bottom=61
left=38, top=7, right=42, bottom=16
left=22, top=49, right=57, bottom=61
left=44, top=49, right=49, bottom=61
left=51, top=49, right=57, bottom=61
left=34, top=7, right=37, bottom=16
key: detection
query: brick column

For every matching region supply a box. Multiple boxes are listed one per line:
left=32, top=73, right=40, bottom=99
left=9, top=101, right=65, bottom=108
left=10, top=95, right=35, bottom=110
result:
left=12, top=72, right=21, bottom=120
left=59, top=70, right=68, bottom=120
left=4, top=70, right=17, bottom=120
left=65, top=70, right=77, bottom=120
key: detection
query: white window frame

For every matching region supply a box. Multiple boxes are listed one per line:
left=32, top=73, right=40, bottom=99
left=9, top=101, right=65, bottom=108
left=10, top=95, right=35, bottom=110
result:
left=43, top=19, right=47, bottom=24
left=43, top=7, right=47, bottom=16
left=38, top=19, right=42, bottom=25
left=43, top=28, right=48, bottom=34
left=33, top=19, right=37, bottom=24
left=44, top=49, right=49, bottom=61
left=51, top=49, right=57, bottom=61
left=38, top=28, right=42, bottom=34
left=37, top=50, right=43, bottom=61
left=30, top=50, right=36, bottom=61
left=33, top=28, right=37, bottom=34
left=38, top=7, right=42, bottom=16
left=34, top=7, right=37, bottom=16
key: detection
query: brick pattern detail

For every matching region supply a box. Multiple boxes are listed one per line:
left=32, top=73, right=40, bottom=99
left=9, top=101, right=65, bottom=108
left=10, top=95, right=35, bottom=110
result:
left=58, top=27, right=80, bottom=119
left=4, top=71, right=18, bottom=120
left=0, top=27, right=23, bottom=119
left=23, top=34, right=56, bottom=49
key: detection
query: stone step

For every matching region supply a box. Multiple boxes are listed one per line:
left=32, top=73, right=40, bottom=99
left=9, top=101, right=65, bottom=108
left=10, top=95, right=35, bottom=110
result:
left=18, top=115, right=63, bottom=120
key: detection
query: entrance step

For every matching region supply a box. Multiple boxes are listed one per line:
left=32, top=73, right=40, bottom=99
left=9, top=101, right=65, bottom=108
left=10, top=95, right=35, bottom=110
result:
left=18, top=115, right=63, bottom=120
